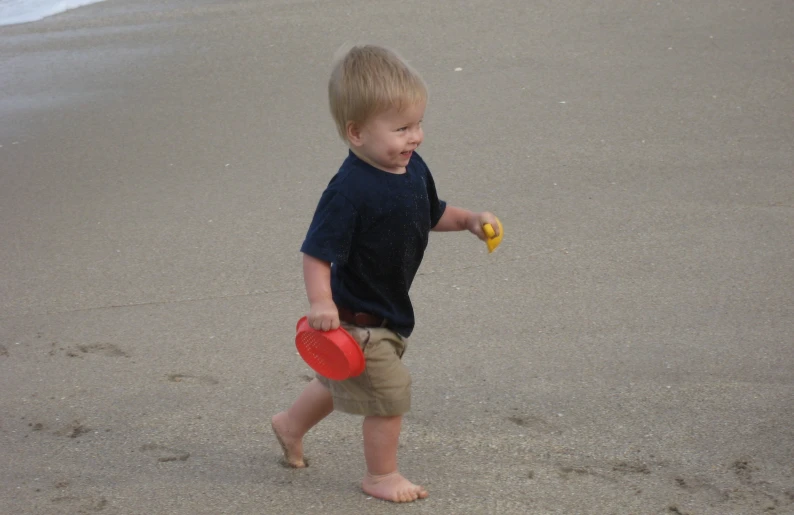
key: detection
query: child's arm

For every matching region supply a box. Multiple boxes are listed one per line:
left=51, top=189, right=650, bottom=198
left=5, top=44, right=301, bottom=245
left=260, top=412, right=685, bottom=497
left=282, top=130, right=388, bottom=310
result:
left=432, top=205, right=500, bottom=241
left=303, top=253, right=340, bottom=331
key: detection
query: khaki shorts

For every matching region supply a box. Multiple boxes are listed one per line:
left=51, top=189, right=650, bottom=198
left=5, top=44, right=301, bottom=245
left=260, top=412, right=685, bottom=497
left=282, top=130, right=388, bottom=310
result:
left=316, top=322, right=411, bottom=416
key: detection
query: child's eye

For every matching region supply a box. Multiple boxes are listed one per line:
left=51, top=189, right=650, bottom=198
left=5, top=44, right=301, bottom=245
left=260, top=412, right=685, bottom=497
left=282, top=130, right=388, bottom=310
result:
left=396, top=127, right=407, bottom=132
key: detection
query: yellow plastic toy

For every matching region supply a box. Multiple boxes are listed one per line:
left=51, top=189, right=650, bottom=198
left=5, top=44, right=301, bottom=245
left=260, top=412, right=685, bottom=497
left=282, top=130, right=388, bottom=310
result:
left=482, top=217, right=503, bottom=253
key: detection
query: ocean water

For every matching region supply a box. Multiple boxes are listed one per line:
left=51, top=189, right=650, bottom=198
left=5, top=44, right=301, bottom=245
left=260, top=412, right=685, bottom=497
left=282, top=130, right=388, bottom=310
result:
left=0, top=0, right=107, bottom=26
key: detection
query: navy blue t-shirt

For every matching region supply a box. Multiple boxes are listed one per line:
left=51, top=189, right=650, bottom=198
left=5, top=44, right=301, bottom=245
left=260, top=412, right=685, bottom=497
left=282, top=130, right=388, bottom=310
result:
left=300, top=150, right=447, bottom=337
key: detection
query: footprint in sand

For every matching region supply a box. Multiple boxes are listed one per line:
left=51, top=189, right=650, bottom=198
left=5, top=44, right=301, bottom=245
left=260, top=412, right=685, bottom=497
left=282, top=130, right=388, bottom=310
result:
left=77, top=343, right=129, bottom=357
left=727, top=457, right=792, bottom=510
left=62, top=343, right=129, bottom=358
left=140, top=444, right=190, bottom=462
left=555, top=458, right=654, bottom=484
left=506, top=414, right=559, bottom=434
left=54, top=420, right=91, bottom=439
left=166, top=373, right=219, bottom=385
left=612, top=461, right=651, bottom=475
left=731, top=458, right=758, bottom=485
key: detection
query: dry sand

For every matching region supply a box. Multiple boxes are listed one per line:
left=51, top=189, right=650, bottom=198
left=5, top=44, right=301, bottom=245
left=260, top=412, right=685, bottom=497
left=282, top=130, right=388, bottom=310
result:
left=1, top=1, right=793, bottom=514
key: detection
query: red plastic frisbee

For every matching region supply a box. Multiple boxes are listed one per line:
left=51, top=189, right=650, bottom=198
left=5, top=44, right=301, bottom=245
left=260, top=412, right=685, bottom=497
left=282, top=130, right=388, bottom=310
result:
left=295, top=316, right=365, bottom=380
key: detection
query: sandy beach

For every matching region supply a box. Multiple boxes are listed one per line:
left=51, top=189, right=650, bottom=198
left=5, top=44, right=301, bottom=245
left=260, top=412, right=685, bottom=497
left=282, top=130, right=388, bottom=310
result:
left=2, top=1, right=793, bottom=513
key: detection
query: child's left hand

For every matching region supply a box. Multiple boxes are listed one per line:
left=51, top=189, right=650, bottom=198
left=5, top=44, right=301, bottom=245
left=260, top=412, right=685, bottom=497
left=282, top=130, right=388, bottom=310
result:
left=467, top=211, right=500, bottom=241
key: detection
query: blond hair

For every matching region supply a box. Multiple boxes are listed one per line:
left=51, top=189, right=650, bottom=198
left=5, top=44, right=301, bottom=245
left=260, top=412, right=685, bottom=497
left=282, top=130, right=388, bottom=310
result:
left=328, top=44, right=427, bottom=141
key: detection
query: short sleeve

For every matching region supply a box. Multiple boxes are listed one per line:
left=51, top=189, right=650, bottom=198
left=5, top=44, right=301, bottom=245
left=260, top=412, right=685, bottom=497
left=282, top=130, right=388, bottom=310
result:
left=300, top=190, right=358, bottom=265
left=426, top=170, right=447, bottom=228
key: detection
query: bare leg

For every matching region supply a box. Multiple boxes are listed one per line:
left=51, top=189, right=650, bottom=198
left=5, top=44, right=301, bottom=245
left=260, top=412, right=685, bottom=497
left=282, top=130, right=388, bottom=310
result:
left=361, top=415, right=428, bottom=502
left=271, top=378, right=333, bottom=468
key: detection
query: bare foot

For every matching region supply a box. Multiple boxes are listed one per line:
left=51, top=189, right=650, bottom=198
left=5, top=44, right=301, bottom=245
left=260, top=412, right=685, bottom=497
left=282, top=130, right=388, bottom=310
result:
left=362, top=471, right=428, bottom=502
left=271, top=412, right=306, bottom=468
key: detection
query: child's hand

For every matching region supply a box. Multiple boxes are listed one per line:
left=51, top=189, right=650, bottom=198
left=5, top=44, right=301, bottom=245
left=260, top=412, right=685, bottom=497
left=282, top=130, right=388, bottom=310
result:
left=467, top=211, right=500, bottom=241
left=308, top=298, right=341, bottom=331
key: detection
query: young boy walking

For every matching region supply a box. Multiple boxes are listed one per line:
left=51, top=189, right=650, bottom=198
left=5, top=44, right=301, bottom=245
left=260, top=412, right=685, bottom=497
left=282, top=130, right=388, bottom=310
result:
left=271, top=44, right=500, bottom=503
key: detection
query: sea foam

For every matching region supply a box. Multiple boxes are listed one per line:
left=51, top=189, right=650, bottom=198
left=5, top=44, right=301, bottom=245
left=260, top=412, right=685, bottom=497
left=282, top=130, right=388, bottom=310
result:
left=0, top=0, right=107, bottom=26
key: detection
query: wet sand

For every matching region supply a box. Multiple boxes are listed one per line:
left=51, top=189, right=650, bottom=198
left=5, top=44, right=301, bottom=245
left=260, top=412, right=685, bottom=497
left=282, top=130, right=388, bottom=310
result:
left=1, top=1, right=793, bottom=513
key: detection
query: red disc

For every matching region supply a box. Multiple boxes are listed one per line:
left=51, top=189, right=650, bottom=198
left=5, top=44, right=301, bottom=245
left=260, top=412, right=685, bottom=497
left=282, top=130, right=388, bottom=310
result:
left=295, top=317, right=365, bottom=380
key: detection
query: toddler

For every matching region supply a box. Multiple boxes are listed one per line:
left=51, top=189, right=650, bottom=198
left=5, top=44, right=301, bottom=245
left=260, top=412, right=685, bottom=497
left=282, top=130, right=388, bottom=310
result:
left=271, top=44, right=500, bottom=503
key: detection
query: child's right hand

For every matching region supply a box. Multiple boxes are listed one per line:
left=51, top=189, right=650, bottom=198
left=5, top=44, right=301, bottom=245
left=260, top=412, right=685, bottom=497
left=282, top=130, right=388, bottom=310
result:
left=308, top=299, right=341, bottom=331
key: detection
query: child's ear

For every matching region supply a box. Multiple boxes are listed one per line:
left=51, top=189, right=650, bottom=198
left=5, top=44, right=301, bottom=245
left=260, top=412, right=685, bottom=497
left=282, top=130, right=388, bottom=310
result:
left=346, top=121, right=363, bottom=146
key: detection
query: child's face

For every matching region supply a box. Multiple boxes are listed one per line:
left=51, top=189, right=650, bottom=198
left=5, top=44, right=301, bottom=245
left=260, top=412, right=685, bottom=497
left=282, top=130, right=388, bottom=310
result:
left=349, top=101, right=426, bottom=174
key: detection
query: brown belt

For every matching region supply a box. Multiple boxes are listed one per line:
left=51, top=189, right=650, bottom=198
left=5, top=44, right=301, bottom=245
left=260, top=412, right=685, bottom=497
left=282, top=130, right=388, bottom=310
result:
left=338, top=307, right=388, bottom=328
